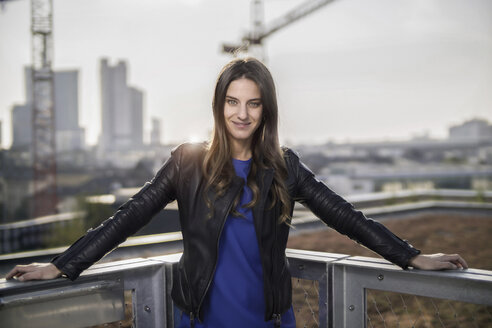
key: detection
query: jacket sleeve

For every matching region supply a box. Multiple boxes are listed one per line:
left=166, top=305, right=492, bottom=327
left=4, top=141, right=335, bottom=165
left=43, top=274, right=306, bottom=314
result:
left=51, top=144, right=183, bottom=280
left=288, top=149, right=420, bottom=269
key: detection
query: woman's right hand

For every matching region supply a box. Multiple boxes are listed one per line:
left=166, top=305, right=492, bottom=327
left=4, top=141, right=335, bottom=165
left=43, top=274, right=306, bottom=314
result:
left=409, top=253, right=468, bottom=270
left=5, top=263, right=62, bottom=281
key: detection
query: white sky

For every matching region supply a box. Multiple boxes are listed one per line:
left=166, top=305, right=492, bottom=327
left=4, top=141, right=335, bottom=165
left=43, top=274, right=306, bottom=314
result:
left=0, top=0, right=491, bottom=148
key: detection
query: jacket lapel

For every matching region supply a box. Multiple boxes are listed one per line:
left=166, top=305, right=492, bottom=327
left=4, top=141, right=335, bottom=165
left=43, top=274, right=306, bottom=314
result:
left=209, top=176, right=244, bottom=228
left=253, top=167, right=275, bottom=228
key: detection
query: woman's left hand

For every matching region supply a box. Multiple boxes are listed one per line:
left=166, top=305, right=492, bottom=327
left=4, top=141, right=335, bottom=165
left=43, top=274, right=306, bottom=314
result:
left=409, top=253, right=468, bottom=270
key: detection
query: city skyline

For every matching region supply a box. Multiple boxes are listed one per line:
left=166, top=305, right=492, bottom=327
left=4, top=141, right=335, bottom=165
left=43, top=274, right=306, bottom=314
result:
left=0, top=0, right=491, bottom=148
left=11, top=67, right=85, bottom=152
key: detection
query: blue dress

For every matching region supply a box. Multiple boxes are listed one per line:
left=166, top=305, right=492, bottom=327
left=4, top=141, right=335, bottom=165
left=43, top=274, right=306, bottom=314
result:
left=179, top=158, right=295, bottom=327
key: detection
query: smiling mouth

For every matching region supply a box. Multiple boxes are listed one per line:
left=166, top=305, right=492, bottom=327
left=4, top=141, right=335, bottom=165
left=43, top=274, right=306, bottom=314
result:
left=232, top=121, right=251, bottom=128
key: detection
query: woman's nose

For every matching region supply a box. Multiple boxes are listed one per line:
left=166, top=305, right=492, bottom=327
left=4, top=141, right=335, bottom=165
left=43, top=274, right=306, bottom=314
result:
left=237, top=104, right=248, bottom=120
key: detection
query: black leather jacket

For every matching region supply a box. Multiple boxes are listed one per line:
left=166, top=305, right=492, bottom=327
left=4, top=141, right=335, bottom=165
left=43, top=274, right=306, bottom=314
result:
left=51, top=143, right=420, bottom=323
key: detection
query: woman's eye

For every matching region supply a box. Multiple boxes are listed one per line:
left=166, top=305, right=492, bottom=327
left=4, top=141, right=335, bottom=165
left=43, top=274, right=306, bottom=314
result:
left=248, top=102, right=261, bottom=108
left=227, top=99, right=237, bottom=105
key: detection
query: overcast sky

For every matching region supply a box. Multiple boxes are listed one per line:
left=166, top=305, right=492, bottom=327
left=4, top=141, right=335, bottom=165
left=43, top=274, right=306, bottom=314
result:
left=0, top=0, right=491, bottom=148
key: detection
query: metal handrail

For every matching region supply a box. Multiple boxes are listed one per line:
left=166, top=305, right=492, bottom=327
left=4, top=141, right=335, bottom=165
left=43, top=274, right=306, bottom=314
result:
left=0, top=280, right=120, bottom=308
left=1, top=250, right=491, bottom=327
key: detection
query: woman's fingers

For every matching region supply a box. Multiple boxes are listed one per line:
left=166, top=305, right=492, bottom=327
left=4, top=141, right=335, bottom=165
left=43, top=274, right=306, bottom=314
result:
left=410, top=253, right=468, bottom=271
left=5, top=264, right=32, bottom=280
left=438, top=260, right=458, bottom=270
left=5, top=263, right=62, bottom=281
left=435, top=254, right=468, bottom=270
left=447, top=254, right=468, bottom=269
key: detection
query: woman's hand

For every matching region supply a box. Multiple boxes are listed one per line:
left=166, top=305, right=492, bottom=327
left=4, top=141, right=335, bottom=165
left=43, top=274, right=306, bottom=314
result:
left=5, top=263, right=62, bottom=281
left=409, top=253, right=468, bottom=270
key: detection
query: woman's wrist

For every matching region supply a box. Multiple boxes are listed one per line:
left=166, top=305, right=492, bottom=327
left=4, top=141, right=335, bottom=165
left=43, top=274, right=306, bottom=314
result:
left=408, top=254, right=421, bottom=268
left=49, top=263, right=63, bottom=277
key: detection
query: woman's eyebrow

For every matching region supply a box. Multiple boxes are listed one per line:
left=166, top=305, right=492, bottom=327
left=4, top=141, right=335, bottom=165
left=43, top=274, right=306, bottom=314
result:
left=225, top=95, right=261, bottom=102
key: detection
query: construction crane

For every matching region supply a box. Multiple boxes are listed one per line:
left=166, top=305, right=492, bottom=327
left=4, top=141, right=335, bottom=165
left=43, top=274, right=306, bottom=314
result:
left=1, top=0, right=58, bottom=218
left=31, top=0, right=57, bottom=218
left=222, top=0, right=335, bottom=61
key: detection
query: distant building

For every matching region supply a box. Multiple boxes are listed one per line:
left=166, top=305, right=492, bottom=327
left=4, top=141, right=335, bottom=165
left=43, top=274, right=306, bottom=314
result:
left=10, top=67, right=85, bottom=153
left=53, top=70, right=85, bottom=152
left=130, top=87, right=144, bottom=147
left=449, top=118, right=492, bottom=141
left=99, top=59, right=144, bottom=151
left=150, top=117, right=161, bottom=146
left=11, top=104, right=32, bottom=150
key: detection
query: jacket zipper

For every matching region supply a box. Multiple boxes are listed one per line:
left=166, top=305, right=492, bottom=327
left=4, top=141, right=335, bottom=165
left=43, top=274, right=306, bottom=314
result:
left=189, top=311, right=195, bottom=328
left=182, top=266, right=196, bottom=327
left=271, top=205, right=281, bottom=325
left=272, top=313, right=282, bottom=327
left=195, top=182, right=243, bottom=322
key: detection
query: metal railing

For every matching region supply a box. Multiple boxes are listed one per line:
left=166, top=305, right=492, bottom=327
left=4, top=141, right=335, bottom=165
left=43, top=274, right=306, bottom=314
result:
left=1, top=250, right=491, bottom=327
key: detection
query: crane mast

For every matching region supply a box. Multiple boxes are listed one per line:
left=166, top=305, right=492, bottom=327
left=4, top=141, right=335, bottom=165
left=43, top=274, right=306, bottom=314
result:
left=30, top=0, right=57, bottom=217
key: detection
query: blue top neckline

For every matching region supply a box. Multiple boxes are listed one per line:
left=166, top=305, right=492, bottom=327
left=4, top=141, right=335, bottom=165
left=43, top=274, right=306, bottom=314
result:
left=232, top=157, right=252, bottom=164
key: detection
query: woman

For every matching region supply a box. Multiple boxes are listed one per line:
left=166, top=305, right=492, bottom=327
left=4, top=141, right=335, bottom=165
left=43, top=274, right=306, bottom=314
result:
left=6, top=58, right=467, bottom=327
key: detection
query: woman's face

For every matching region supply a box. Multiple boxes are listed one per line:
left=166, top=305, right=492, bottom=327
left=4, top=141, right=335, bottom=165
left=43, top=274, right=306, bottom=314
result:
left=223, top=78, right=263, bottom=148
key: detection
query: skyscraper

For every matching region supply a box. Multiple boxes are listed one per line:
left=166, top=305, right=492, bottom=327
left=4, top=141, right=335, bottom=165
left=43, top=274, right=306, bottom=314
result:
left=99, top=59, right=144, bottom=151
left=10, top=68, right=85, bottom=152
left=11, top=104, right=32, bottom=150
left=54, top=70, right=85, bottom=152
left=150, top=117, right=162, bottom=146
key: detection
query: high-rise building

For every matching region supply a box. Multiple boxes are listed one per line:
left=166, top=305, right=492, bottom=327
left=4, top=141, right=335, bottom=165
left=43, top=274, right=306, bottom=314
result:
left=11, top=104, right=32, bottom=150
left=150, top=117, right=162, bottom=146
left=99, top=59, right=144, bottom=151
left=11, top=68, right=85, bottom=152
left=130, top=87, right=144, bottom=147
left=54, top=71, right=79, bottom=131
left=53, top=70, right=85, bottom=152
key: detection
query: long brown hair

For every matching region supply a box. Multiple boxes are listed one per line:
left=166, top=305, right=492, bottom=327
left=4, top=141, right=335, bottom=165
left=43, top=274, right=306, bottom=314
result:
left=203, top=57, right=291, bottom=224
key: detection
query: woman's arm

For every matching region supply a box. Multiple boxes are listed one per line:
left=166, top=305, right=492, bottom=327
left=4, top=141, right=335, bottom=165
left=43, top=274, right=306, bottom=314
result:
left=288, top=149, right=466, bottom=270
left=6, top=145, right=183, bottom=282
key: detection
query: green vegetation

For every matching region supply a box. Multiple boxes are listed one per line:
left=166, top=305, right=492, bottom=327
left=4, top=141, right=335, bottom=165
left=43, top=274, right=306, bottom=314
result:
left=75, top=194, right=115, bottom=231
left=475, top=189, right=486, bottom=203
left=44, top=195, right=115, bottom=248
left=44, top=217, right=85, bottom=248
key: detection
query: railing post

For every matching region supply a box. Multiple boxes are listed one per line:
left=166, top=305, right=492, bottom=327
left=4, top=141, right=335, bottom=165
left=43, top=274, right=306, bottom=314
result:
left=286, top=249, right=350, bottom=328
left=148, top=253, right=182, bottom=328
left=121, top=262, right=166, bottom=327
left=331, top=261, right=367, bottom=327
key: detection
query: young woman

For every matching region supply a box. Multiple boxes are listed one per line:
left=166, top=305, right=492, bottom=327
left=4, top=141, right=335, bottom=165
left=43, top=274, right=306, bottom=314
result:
left=6, top=58, right=467, bottom=327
